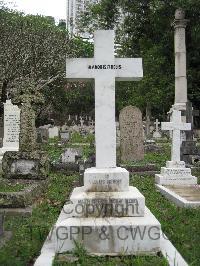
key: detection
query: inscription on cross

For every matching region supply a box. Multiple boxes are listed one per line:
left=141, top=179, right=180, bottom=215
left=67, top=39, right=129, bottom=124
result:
left=66, top=30, right=143, bottom=168
left=161, top=110, right=191, bottom=162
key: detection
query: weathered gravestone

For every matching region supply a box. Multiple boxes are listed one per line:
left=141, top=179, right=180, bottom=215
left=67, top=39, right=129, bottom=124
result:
left=53, top=30, right=161, bottom=255
left=48, top=126, right=59, bottom=139
left=37, top=124, right=51, bottom=143
left=60, top=131, right=70, bottom=142
left=0, top=100, right=20, bottom=161
left=119, top=106, right=144, bottom=162
left=61, top=148, right=82, bottom=163
left=2, top=90, right=49, bottom=180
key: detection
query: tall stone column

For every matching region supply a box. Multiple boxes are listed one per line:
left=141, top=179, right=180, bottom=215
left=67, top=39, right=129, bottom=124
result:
left=172, top=8, right=189, bottom=111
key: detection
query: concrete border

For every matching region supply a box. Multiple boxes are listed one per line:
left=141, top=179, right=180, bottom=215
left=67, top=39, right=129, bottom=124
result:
left=156, top=184, right=200, bottom=208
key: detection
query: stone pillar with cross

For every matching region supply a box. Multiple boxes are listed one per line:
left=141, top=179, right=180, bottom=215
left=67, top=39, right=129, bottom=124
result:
left=54, top=30, right=161, bottom=255
left=155, top=110, right=197, bottom=185
left=172, top=8, right=189, bottom=111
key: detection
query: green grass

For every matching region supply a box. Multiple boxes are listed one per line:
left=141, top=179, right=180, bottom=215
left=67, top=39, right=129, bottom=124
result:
left=0, top=172, right=77, bottom=266
left=44, top=134, right=95, bottom=162
left=121, top=144, right=171, bottom=168
left=130, top=174, right=200, bottom=266
left=70, top=132, right=95, bottom=144
left=0, top=182, right=26, bottom=192
left=0, top=140, right=199, bottom=266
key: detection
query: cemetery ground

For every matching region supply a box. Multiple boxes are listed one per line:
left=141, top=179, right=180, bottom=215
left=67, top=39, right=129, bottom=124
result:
left=0, top=136, right=199, bottom=265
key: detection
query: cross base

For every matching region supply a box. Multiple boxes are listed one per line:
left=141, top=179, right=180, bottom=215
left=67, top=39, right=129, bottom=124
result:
left=155, top=161, right=197, bottom=185
left=84, top=167, right=129, bottom=192
left=54, top=207, right=161, bottom=255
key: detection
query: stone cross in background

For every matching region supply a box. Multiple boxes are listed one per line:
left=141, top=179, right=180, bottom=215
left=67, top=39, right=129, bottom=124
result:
left=80, top=117, right=84, bottom=127
left=66, top=30, right=143, bottom=168
left=162, top=110, right=191, bottom=162
left=154, top=119, right=160, bottom=132
left=68, top=114, right=71, bottom=121
left=153, top=119, right=161, bottom=139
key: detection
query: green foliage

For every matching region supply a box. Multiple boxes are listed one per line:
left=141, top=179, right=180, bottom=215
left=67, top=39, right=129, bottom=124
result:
left=0, top=180, right=26, bottom=192
left=0, top=173, right=77, bottom=266
left=78, top=0, right=200, bottom=117
left=130, top=174, right=200, bottom=265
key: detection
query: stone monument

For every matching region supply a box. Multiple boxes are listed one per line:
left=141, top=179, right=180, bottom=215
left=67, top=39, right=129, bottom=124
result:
left=172, top=8, right=189, bottom=111
left=54, top=30, right=161, bottom=255
left=153, top=119, right=161, bottom=139
left=119, top=106, right=144, bottom=162
left=0, top=100, right=20, bottom=161
left=155, top=110, right=197, bottom=185
left=2, top=88, right=49, bottom=180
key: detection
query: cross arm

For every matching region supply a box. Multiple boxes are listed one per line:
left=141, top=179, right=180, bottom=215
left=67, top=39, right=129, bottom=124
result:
left=115, top=58, right=143, bottom=81
left=162, top=122, right=191, bottom=131
left=66, top=58, right=95, bottom=81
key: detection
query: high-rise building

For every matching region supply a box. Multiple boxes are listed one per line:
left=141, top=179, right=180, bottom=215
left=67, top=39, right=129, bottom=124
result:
left=66, top=0, right=100, bottom=38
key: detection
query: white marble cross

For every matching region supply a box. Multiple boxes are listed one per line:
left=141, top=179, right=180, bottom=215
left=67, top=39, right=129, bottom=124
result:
left=154, top=119, right=160, bottom=132
left=66, top=30, right=143, bottom=168
left=161, top=110, right=191, bottom=162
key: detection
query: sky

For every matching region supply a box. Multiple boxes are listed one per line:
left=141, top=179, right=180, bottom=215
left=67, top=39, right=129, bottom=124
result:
left=3, top=0, right=66, bottom=20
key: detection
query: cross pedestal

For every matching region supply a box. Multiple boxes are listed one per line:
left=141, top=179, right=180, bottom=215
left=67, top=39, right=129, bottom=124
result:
left=155, top=110, right=197, bottom=185
left=54, top=30, right=161, bottom=256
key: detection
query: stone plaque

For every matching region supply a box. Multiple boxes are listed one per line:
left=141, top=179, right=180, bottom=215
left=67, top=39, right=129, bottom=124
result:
left=3, top=100, right=20, bottom=149
left=119, top=106, right=144, bottom=161
left=60, top=131, right=70, bottom=141
left=11, top=160, right=38, bottom=175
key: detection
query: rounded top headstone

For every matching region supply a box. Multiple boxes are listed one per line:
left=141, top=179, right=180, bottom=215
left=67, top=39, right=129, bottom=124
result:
left=175, top=8, right=185, bottom=20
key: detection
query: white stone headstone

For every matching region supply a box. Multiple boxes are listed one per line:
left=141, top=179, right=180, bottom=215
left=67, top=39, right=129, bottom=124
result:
left=0, top=100, right=20, bottom=157
left=53, top=30, right=161, bottom=257
left=48, top=126, right=59, bottom=139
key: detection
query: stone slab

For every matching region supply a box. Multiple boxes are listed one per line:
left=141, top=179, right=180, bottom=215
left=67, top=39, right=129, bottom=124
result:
left=11, top=160, right=38, bottom=175
left=0, top=207, right=32, bottom=217
left=66, top=186, right=145, bottom=217
left=84, top=167, right=129, bottom=192
left=0, top=180, right=48, bottom=208
left=166, top=185, right=200, bottom=202
left=156, top=184, right=200, bottom=208
left=54, top=207, right=161, bottom=255
left=155, top=173, right=197, bottom=185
